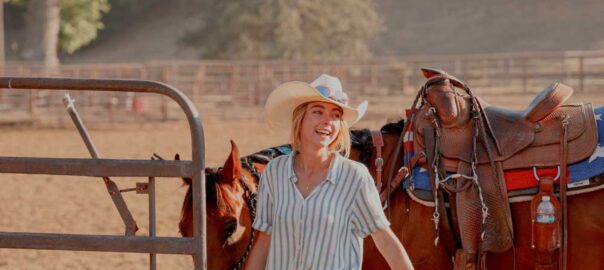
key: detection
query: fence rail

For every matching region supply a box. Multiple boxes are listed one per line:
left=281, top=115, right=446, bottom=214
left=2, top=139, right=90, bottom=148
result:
left=2, top=50, right=604, bottom=126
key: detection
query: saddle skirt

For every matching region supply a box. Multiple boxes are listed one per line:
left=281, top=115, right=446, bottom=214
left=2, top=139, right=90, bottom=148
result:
left=404, top=105, right=604, bottom=199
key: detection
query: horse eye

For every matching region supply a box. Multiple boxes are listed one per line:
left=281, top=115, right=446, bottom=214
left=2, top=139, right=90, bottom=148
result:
left=223, top=218, right=238, bottom=240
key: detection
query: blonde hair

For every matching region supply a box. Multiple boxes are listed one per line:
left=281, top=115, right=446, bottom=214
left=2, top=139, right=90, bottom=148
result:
left=290, top=102, right=352, bottom=158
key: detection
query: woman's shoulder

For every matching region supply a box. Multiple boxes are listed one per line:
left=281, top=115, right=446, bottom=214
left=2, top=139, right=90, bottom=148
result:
left=337, top=156, right=372, bottom=181
left=264, top=154, right=291, bottom=172
left=338, top=157, right=367, bottom=171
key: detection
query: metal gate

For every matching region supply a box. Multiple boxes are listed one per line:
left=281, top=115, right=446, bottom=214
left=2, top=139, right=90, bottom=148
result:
left=0, top=77, right=208, bottom=269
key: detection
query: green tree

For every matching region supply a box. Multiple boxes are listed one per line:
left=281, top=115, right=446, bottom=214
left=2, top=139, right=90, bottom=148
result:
left=5, top=0, right=109, bottom=66
left=59, top=0, right=110, bottom=54
left=182, top=0, right=383, bottom=60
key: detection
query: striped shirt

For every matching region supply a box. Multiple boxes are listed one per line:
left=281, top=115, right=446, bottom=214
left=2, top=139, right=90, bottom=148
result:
left=252, top=152, right=390, bottom=270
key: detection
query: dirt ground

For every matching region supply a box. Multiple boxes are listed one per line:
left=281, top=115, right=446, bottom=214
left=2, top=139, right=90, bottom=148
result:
left=1, top=93, right=603, bottom=269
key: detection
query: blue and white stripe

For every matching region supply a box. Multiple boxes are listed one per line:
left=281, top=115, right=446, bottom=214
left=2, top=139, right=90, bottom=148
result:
left=253, top=152, right=390, bottom=270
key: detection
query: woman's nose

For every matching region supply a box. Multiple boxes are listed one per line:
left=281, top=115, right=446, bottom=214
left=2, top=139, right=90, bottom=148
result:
left=320, top=113, right=333, bottom=123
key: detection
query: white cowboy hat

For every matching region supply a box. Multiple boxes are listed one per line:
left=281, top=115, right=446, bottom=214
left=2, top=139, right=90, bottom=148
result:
left=265, top=74, right=368, bottom=131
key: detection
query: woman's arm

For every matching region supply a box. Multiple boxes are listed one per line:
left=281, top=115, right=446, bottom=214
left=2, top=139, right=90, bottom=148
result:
left=371, top=227, right=414, bottom=270
left=243, top=231, right=271, bottom=270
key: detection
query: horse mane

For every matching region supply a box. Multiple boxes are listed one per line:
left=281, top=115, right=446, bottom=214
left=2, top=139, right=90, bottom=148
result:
left=350, top=118, right=405, bottom=167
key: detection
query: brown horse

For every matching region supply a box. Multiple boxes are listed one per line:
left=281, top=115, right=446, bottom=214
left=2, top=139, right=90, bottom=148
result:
left=179, top=72, right=604, bottom=269
left=178, top=127, right=454, bottom=270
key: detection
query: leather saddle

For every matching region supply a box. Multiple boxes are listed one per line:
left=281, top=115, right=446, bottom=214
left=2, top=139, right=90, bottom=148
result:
left=410, top=68, right=598, bottom=269
left=415, top=82, right=598, bottom=172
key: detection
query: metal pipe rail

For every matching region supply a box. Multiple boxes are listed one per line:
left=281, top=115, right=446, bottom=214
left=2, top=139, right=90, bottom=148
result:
left=0, top=77, right=207, bottom=270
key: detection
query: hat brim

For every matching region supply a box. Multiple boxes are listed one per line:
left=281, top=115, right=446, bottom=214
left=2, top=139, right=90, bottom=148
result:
left=265, top=81, right=368, bottom=131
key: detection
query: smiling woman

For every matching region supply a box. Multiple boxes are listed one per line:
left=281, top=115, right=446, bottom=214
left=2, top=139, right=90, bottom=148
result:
left=292, top=102, right=348, bottom=158
left=244, top=74, right=414, bottom=270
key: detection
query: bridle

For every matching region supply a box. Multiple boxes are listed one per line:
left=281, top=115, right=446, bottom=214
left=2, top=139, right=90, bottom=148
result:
left=228, top=158, right=260, bottom=270
left=228, top=146, right=291, bottom=269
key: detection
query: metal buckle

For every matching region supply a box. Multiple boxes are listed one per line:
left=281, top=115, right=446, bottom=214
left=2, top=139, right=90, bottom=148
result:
left=374, top=157, right=384, bottom=168
left=532, top=166, right=561, bottom=181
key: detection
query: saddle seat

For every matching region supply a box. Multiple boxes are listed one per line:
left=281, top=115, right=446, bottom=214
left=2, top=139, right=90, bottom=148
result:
left=485, top=83, right=573, bottom=124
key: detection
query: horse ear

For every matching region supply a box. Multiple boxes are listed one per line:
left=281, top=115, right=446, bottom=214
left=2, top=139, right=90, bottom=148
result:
left=221, top=140, right=242, bottom=187
left=174, top=153, right=192, bottom=186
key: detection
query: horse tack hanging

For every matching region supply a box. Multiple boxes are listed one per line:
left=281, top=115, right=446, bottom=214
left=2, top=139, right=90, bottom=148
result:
left=411, top=68, right=516, bottom=269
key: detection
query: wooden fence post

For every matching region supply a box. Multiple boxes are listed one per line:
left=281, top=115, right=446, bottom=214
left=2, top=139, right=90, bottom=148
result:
left=578, top=55, right=584, bottom=92
left=521, top=57, right=528, bottom=93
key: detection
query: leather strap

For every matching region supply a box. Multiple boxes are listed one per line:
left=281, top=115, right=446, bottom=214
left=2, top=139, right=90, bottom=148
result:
left=425, top=126, right=459, bottom=260
left=378, top=149, right=423, bottom=202
left=531, top=176, right=560, bottom=269
left=559, top=114, right=569, bottom=270
left=371, top=130, right=385, bottom=193
left=380, top=166, right=409, bottom=202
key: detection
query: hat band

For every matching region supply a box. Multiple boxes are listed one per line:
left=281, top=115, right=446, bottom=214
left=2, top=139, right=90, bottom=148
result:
left=315, top=85, right=349, bottom=105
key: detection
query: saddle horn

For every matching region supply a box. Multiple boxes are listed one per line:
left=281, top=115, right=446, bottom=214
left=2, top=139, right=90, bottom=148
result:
left=421, top=67, right=469, bottom=91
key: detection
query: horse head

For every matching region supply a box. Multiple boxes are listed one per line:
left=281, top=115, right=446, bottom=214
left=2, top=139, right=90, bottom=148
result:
left=179, top=140, right=258, bottom=270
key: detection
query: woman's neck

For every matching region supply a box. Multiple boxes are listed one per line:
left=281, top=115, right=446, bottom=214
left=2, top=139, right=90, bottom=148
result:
left=295, top=146, right=332, bottom=173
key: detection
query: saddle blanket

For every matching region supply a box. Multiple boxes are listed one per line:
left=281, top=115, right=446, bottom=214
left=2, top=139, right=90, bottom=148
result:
left=403, top=106, right=604, bottom=191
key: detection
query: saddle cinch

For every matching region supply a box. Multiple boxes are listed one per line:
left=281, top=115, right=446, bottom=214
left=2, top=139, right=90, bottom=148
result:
left=411, top=69, right=598, bottom=269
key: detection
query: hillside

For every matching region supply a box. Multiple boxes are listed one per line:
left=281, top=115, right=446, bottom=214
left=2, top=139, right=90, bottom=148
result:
left=5, top=0, right=604, bottom=63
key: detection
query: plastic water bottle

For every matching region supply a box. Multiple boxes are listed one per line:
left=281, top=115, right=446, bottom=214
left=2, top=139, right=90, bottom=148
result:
left=535, top=196, right=555, bottom=224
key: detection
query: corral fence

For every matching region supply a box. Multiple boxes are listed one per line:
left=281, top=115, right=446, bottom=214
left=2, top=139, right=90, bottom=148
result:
left=2, top=50, right=604, bottom=126
left=0, top=77, right=208, bottom=270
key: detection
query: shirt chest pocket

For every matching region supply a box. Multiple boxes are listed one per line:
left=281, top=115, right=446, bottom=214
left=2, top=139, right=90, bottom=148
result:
left=316, top=205, right=343, bottom=229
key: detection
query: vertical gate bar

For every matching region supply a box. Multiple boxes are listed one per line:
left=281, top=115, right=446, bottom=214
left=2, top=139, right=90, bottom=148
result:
left=191, top=119, right=207, bottom=270
left=149, top=176, right=157, bottom=270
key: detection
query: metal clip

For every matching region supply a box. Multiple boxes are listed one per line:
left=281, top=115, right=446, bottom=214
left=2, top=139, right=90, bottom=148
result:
left=561, top=113, right=570, bottom=128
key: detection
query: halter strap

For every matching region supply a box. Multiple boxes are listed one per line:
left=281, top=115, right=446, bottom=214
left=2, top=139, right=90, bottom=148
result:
left=371, top=130, right=385, bottom=193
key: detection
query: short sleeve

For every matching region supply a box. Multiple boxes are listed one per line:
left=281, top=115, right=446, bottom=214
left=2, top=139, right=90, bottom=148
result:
left=252, top=163, right=273, bottom=233
left=351, top=167, right=390, bottom=238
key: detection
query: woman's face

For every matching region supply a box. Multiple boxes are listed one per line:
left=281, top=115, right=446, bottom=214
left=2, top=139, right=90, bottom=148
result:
left=299, top=101, right=343, bottom=150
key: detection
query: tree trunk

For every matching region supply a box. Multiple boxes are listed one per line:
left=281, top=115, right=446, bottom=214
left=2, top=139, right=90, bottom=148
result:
left=20, top=0, right=60, bottom=68
left=0, top=1, right=5, bottom=66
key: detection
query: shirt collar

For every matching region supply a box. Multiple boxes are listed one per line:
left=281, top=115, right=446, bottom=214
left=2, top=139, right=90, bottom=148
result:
left=287, top=151, right=341, bottom=185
